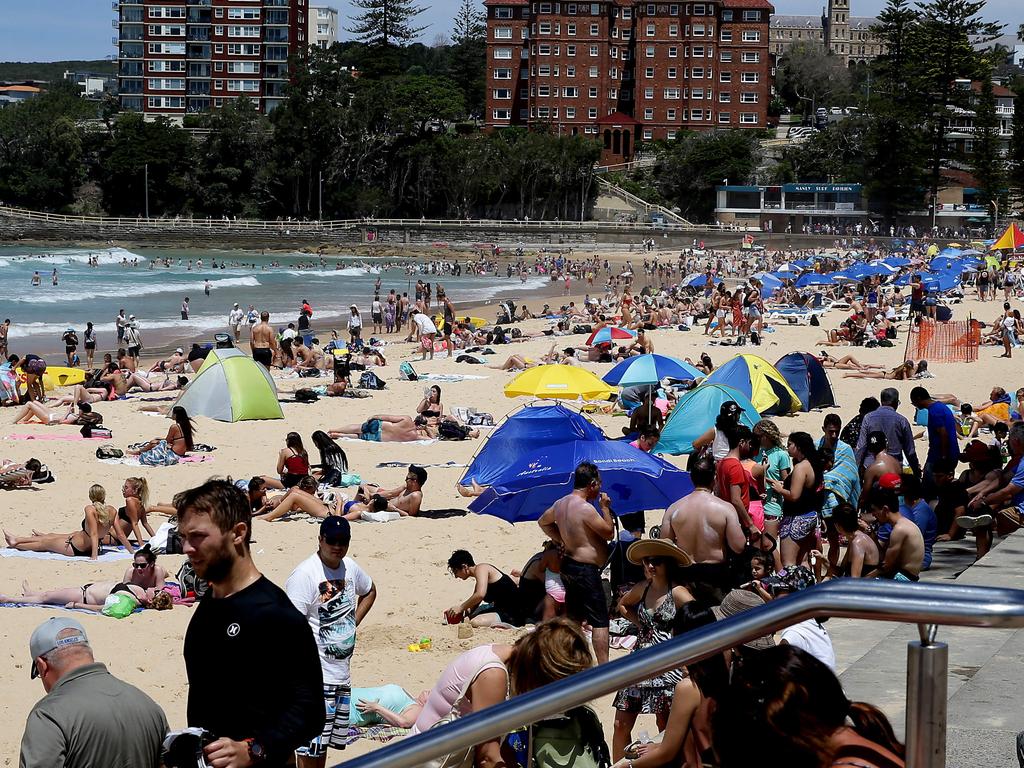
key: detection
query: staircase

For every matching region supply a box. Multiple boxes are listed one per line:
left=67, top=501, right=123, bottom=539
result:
left=834, top=531, right=1024, bottom=767
left=594, top=178, right=695, bottom=227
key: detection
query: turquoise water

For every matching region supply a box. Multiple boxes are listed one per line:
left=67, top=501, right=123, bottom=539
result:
left=0, top=245, right=549, bottom=356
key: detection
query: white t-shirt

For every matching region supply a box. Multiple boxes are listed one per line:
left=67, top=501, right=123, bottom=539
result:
left=228, top=308, right=244, bottom=326
left=282, top=327, right=297, bottom=340
left=780, top=619, right=835, bottom=670
left=285, top=553, right=374, bottom=685
left=349, top=314, right=362, bottom=330
left=412, top=313, right=437, bottom=335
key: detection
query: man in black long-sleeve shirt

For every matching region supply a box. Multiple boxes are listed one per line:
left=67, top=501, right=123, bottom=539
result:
left=177, top=480, right=323, bottom=767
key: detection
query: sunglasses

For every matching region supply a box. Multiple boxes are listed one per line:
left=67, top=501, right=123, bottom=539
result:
left=323, top=535, right=348, bottom=547
left=132, top=562, right=151, bottom=569
left=643, top=556, right=668, bottom=567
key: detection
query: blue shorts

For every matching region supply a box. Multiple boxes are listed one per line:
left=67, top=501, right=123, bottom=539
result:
left=360, top=419, right=382, bottom=442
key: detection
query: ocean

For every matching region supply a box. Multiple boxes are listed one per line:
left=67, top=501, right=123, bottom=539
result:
left=0, top=245, right=551, bottom=357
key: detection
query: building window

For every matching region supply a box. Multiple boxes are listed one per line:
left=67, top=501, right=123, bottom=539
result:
left=691, top=108, right=703, bottom=120
left=646, top=23, right=655, bottom=35
left=668, top=46, right=677, bottom=57
left=743, top=10, right=761, bottom=20
left=567, top=65, right=576, bottom=75
left=589, top=86, right=598, bottom=97
left=494, top=88, right=512, bottom=99
left=590, top=23, right=599, bottom=34
left=720, top=29, right=732, bottom=41
left=622, top=7, right=632, bottom=17
left=692, top=66, right=704, bottom=77
left=590, top=45, right=599, bottom=55
left=667, top=66, right=677, bottom=77
left=644, top=87, right=655, bottom=98
left=538, top=85, right=550, bottom=96
left=539, top=64, right=551, bottom=75
left=227, top=25, right=260, bottom=38
left=644, top=108, right=654, bottom=119
left=719, top=91, right=731, bottom=101
left=718, top=111, right=731, bottom=122
left=742, top=30, right=760, bottom=41
left=645, top=46, right=655, bottom=57
left=567, top=107, right=576, bottom=117
left=567, top=45, right=576, bottom=55
left=720, top=50, right=732, bottom=61
left=537, top=106, right=550, bottom=117
left=692, top=87, right=704, bottom=98
left=494, top=47, right=513, bottom=58
left=740, top=112, right=757, bottom=123
left=495, top=26, right=513, bottom=38
left=646, top=4, right=656, bottom=13
left=693, top=3, right=705, bottom=13
left=494, top=68, right=513, bottom=78
left=721, top=9, right=733, bottom=20
left=611, top=47, right=618, bottom=57
left=664, top=87, right=680, bottom=98
left=667, top=108, right=676, bottom=119
left=228, top=7, right=260, bottom=19
left=741, top=51, right=759, bottom=62
left=667, top=130, right=677, bottom=139
left=563, top=86, right=579, bottom=96
left=645, top=66, right=655, bottom=77
left=740, top=92, right=758, bottom=102
left=590, top=66, right=599, bottom=76
left=567, top=23, right=576, bottom=34
left=495, top=7, right=512, bottom=18
left=539, top=21, right=552, bottom=33
left=720, top=71, right=731, bottom=81
left=692, top=45, right=704, bottom=56
left=692, top=24, right=705, bottom=36
left=741, top=72, right=759, bottom=82
left=493, top=108, right=511, bottom=119
left=540, top=2, right=552, bottom=11
left=589, top=107, right=598, bottom=118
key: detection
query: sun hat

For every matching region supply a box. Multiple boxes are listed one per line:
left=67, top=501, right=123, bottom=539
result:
left=29, top=617, right=89, bottom=679
left=710, top=590, right=775, bottom=650
left=626, top=538, right=694, bottom=567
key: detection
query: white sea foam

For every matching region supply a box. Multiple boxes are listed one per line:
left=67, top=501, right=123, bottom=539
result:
left=283, top=267, right=368, bottom=277
left=5, top=276, right=261, bottom=304
left=3, top=247, right=147, bottom=266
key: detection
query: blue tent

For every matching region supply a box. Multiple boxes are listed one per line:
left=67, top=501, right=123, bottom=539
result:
left=469, top=440, right=694, bottom=522
left=653, top=383, right=761, bottom=455
left=459, top=402, right=605, bottom=487
left=775, top=352, right=837, bottom=411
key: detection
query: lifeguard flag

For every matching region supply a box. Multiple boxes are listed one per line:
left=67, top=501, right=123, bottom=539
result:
left=990, top=223, right=1024, bottom=251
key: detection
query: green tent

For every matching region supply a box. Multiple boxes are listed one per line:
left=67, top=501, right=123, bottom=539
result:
left=174, top=347, right=283, bottom=422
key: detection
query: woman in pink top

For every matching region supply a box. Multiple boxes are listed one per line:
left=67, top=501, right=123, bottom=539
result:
left=411, top=644, right=513, bottom=737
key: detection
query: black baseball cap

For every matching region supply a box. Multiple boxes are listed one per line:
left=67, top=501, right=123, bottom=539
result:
left=320, top=516, right=351, bottom=542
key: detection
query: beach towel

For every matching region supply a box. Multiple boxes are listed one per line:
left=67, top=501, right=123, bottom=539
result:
left=0, top=601, right=144, bottom=615
left=418, top=373, right=489, bottom=382
left=339, top=724, right=409, bottom=747
left=376, top=461, right=469, bottom=468
left=334, top=437, right=438, bottom=446
left=99, top=453, right=215, bottom=466
left=819, top=439, right=861, bottom=515
left=5, top=433, right=104, bottom=441
left=0, top=547, right=134, bottom=562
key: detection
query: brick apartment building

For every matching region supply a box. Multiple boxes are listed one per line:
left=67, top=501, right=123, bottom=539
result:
left=484, top=0, right=774, bottom=163
left=116, top=0, right=308, bottom=118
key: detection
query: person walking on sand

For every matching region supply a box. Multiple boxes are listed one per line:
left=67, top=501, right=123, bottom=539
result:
left=228, top=303, right=245, bottom=342
left=251, top=311, right=278, bottom=369
left=538, top=462, right=615, bottom=664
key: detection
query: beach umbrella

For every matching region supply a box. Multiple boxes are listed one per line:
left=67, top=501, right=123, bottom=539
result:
left=504, top=365, right=614, bottom=401
left=469, top=439, right=694, bottom=522
left=960, top=248, right=982, bottom=256
left=795, top=273, right=836, bottom=288
left=685, top=273, right=722, bottom=288
left=753, top=272, right=783, bottom=297
left=603, top=354, right=703, bottom=387
left=793, top=259, right=813, bottom=268
left=868, top=260, right=899, bottom=274
left=775, top=263, right=801, bottom=274
left=938, top=247, right=963, bottom=257
left=586, top=326, right=637, bottom=346
left=883, top=257, right=911, bottom=267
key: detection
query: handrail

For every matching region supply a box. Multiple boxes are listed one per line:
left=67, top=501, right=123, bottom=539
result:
left=334, top=580, right=1024, bottom=768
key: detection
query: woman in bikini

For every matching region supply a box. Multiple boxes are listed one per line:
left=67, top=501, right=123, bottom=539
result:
left=843, top=360, right=916, bottom=380
left=4, top=483, right=134, bottom=560
left=2, top=578, right=172, bottom=612
left=416, top=385, right=445, bottom=418
left=262, top=431, right=311, bottom=489
left=10, top=399, right=93, bottom=426
left=818, top=351, right=887, bottom=371
left=110, top=476, right=156, bottom=546
left=130, top=405, right=194, bottom=465
left=253, top=476, right=342, bottom=522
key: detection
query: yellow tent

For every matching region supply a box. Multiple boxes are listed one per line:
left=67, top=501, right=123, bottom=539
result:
left=990, top=223, right=1024, bottom=251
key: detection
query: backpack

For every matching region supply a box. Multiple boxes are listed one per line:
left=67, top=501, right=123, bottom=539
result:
left=96, top=445, right=124, bottom=460
left=573, top=324, right=593, bottom=335
left=809, top=315, right=820, bottom=326
left=359, top=371, right=386, bottom=390
left=294, top=388, right=320, bottom=403
left=527, top=706, right=611, bottom=768
left=399, top=362, right=419, bottom=381
left=177, top=560, right=209, bottom=599
left=438, top=419, right=472, bottom=440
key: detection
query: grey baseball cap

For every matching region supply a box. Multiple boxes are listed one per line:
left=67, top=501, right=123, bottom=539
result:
left=29, top=617, right=90, bottom=679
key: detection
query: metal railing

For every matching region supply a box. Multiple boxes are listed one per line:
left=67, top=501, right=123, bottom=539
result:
left=333, top=580, right=1024, bottom=768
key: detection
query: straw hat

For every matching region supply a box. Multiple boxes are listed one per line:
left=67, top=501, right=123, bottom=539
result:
left=626, top=538, right=694, bottom=567
left=711, top=589, right=776, bottom=650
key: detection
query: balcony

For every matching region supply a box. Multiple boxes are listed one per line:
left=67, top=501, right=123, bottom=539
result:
left=264, top=29, right=290, bottom=42
left=119, top=79, right=144, bottom=94
left=265, top=10, right=289, bottom=24
left=187, top=29, right=211, bottom=41
left=264, top=0, right=289, bottom=6
left=120, top=61, right=144, bottom=76
left=188, top=63, right=212, bottom=77
left=187, top=0, right=212, bottom=6
left=188, top=82, right=212, bottom=95
left=187, top=44, right=211, bottom=59
left=120, top=8, right=143, bottom=22
left=265, top=81, right=287, bottom=97
left=264, top=45, right=289, bottom=60
left=120, top=96, right=144, bottom=111
left=187, top=98, right=211, bottom=113
left=120, top=42, right=144, bottom=58
left=263, top=63, right=288, bottom=78
left=187, top=10, right=211, bottom=23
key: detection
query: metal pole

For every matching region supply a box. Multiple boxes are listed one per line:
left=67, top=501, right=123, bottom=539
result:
left=905, top=623, right=947, bottom=768
left=319, top=171, right=323, bottom=221
left=144, top=163, right=149, bottom=219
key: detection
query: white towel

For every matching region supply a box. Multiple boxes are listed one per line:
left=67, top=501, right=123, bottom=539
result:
left=0, top=547, right=134, bottom=562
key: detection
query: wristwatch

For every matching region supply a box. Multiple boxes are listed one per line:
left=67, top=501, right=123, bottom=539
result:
left=244, top=738, right=266, bottom=763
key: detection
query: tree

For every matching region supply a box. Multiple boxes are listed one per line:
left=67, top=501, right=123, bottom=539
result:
left=774, top=43, right=851, bottom=115
left=970, top=71, right=1006, bottom=229
left=652, top=131, right=761, bottom=222
left=193, top=99, right=273, bottom=217
left=767, top=120, right=866, bottom=184
left=912, top=0, right=1002, bottom=211
left=347, top=0, right=427, bottom=77
left=449, top=0, right=487, bottom=118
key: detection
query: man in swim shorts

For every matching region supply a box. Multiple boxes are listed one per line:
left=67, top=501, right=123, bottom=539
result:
left=360, top=418, right=382, bottom=442
left=538, top=461, right=615, bottom=663
left=250, top=311, right=278, bottom=369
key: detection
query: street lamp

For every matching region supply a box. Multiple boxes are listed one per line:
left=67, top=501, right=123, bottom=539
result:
left=144, top=163, right=149, bottom=219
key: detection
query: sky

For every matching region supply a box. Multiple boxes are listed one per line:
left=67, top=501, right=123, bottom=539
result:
left=0, top=0, right=1020, bottom=60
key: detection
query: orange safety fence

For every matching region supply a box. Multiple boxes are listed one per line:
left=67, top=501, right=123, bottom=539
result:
left=905, top=318, right=981, bottom=364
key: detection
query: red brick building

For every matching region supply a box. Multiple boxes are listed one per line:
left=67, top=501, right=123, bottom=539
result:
left=117, top=0, right=307, bottom=118
left=484, top=0, right=773, bottom=163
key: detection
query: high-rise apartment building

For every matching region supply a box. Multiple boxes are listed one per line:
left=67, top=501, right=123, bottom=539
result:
left=116, top=0, right=308, bottom=117
left=484, top=0, right=774, bottom=163
left=309, top=6, right=339, bottom=48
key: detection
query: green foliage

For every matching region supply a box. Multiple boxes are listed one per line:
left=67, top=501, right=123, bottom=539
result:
left=1010, top=78, right=1024, bottom=207
left=346, top=0, right=427, bottom=77
left=192, top=99, right=272, bottom=217
left=774, top=43, right=851, bottom=114
left=970, top=73, right=1005, bottom=225
left=449, top=0, right=487, bottom=118
left=767, top=120, right=866, bottom=184
left=0, top=60, right=113, bottom=84
left=652, top=131, right=760, bottom=222
left=0, top=83, right=91, bottom=210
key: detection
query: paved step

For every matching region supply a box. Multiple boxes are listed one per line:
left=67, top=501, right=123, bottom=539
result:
left=831, top=531, right=1024, bottom=767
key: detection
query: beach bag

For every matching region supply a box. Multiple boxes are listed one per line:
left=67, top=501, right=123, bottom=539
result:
left=177, top=560, right=209, bottom=599
left=439, top=419, right=472, bottom=440
left=298, top=368, right=320, bottom=378
left=400, top=362, right=419, bottom=381
left=573, top=325, right=592, bottom=335
left=82, top=426, right=113, bottom=439
left=809, top=315, right=820, bottom=326
left=101, top=592, right=138, bottom=619
left=416, top=662, right=507, bottom=768
left=294, top=388, right=320, bottom=403
left=467, top=413, right=495, bottom=427
left=359, top=372, right=386, bottom=390
left=96, top=445, right=124, bottom=460
left=527, top=706, right=611, bottom=768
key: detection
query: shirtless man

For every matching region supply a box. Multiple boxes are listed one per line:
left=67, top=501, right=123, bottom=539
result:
left=629, top=327, right=655, bottom=355
left=250, top=311, right=278, bottom=370
left=537, top=462, right=614, bottom=663
left=292, top=339, right=318, bottom=371
left=100, top=364, right=129, bottom=398
left=858, top=431, right=903, bottom=509
left=864, top=485, right=925, bottom=581
left=148, top=348, right=188, bottom=374
left=357, top=465, right=427, bottom=516
left=329, top=414, right=437, bottom=443
left=660, top=457, right=746, bottom=602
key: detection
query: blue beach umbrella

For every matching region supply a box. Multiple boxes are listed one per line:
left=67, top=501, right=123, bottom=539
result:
left=685, top=273, right=723, bottom=288
left=603, top=354, right=703, bottom=386
left=753, top=272, right=783, bottom=296
left=469, top=440, right=694, bottom=522
left=883, top=257, right=911, bottom=267
left=796, top=273, right=836, bottom=288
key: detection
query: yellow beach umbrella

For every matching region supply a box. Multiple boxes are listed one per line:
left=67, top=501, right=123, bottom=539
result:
left=504, top=365, right=614, bottom=400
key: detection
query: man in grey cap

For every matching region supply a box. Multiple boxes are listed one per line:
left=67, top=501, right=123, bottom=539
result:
left=20, top=617, right=168, bottom=768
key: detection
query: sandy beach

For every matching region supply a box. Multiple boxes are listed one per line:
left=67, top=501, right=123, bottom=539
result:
left=0, top=258, right=1015, bottom=763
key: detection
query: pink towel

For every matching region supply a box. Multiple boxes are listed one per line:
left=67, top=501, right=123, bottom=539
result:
left=178, top=454, right=214, bottom=463
left=5, top=433, right=103, bottom=441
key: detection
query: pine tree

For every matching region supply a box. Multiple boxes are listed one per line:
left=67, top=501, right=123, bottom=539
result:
left=1008, top=79, right=1024, bottom=214
left=450, top=0, right=487, bottom=117
left=970, top=71, right=1005, bottom=230
left=347, top=0, right=427, bottom=76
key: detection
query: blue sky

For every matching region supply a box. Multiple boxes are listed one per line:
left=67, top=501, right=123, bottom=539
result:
left=0, top=0, right=1020, bottom=60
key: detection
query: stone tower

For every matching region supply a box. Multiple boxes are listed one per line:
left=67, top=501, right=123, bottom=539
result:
left=826, top=0, right=851, bottom=62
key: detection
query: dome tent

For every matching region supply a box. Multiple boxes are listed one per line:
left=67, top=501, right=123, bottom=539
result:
left=459, top=401, right=605, bottom=487
left=174, top=347, right=283, bottom=422
left=704, top=353, right=801, bottom=415
left=775, top=352, right=836, bottom=412
left=653, top=383, right=760, bottom=455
